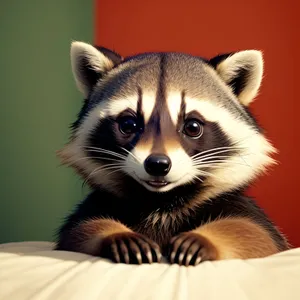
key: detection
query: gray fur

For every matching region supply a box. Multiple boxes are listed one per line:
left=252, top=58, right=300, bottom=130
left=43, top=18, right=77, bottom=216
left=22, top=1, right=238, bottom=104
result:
left=89, top=52, right=257, bottom=128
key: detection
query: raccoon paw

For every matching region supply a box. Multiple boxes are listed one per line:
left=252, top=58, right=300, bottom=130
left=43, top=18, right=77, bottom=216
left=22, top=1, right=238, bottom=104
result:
left=168, top=232, right=218, bottom=266
left=99, top=232, right=162, bottom=264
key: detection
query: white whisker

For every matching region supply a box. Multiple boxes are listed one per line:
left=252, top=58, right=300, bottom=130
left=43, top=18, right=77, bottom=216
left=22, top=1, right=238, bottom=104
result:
left=194, top=164, right=237, bottom=170
left=192, top=148, right=245, bottom=161
left=120, top=147, right=140, bottom=163
left=196, top=170, right=221, bottom=179
left=86, top=164, right=126, bottom=182
left=192, top=175, right=203, bottom=183
left=238, top=154, right=251, bottom=167
left=193, top=154, right=249, bottom=163
left=193, top=155, right=234, bottom=162
left=82, top=146, right=128, bottom=160
left=193, top=159, right=251, bottom=167
left=191, top=146, right=245, bottom=159
left=105, top=168, right=126, bottom=177
left=230, top=131, right=260, bottom=147
left=68, top=156, right=123, bottom=165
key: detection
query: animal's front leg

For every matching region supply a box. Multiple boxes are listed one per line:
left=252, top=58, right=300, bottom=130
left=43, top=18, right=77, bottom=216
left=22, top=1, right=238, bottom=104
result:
left=167, top=217, right=281, bottom=266
left=56, top=218, right=162, bottom=264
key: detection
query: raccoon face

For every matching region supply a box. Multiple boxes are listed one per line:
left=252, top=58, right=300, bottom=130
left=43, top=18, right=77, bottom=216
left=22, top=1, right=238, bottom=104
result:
left=58, top=42, right=275, bottom=198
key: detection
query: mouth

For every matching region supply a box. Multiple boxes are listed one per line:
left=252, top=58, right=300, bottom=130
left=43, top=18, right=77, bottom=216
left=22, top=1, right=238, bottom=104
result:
left=132, top=172, right=188, bottom=192
left=145, top=180, right=170, bottom=188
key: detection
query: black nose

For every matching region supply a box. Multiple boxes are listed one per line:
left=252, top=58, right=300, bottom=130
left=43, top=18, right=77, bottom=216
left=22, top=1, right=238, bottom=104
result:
left=144, top=154, right=172, bottom=176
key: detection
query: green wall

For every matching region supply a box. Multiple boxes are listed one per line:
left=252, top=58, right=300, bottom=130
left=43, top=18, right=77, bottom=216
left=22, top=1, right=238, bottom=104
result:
left=0, top=1, right=93, bottom=243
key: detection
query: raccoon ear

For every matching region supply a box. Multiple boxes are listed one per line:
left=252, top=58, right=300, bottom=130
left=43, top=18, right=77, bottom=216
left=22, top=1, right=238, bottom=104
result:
left=209, top=50, right=263, bottom=106
left=70, top=41, right=122, bottom=97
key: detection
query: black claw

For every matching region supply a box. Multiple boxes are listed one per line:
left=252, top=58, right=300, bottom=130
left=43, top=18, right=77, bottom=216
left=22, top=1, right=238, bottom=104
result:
left=111, top=241, right=120, bottom=263
left=127, top=238, right=143, bottom=264
left=168, top=232, right=218, bottom=266
left=99, top=232, right=162, bottom=264
left=117, top=239, right=128, bottom=263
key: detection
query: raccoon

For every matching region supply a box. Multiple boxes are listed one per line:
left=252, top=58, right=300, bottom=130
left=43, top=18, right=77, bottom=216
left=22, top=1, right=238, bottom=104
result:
left=55, top=41, right=289, bottom=266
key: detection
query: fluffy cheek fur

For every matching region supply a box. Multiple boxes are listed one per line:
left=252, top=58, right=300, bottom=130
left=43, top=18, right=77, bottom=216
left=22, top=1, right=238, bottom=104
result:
left=57, top=100, right=128, bottom=194
left=184, top=97, right=276, bottom=199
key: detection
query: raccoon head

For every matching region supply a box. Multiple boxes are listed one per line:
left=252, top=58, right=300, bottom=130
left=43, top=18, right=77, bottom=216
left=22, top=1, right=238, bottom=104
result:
left=58, top=41, right=275, bottom=200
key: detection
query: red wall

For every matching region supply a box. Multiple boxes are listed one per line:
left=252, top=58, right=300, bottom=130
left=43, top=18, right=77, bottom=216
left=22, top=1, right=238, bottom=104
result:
left=95, top=0, right=300, bottom=247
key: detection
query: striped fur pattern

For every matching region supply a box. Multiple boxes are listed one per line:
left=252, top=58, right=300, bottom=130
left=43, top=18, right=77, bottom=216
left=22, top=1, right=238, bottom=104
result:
left=55, top=42, right=289, bottom=265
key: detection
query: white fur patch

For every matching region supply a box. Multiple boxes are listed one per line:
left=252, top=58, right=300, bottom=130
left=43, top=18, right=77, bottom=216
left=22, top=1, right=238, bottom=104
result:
left=108, top=97, right=138, bottom=116
left=184, top=96, right=276, bottom=200
left=142, top=92, right=156, bottom=123
left=127, top=145, right=153, bottom=172
left=166, top=91, right=182, bottom=125
left=124, top=145, right=152, bottom=182
left=165, top=147, right=196, bottom=185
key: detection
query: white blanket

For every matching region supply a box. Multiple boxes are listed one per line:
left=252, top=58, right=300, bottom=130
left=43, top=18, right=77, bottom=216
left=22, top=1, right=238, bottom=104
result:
left=0, top=242, right=299, bottom=300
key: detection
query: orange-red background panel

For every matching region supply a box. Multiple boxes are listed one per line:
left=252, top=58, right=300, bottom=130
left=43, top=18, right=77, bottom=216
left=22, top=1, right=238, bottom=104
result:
left=95, top=0, right=300, bottom=247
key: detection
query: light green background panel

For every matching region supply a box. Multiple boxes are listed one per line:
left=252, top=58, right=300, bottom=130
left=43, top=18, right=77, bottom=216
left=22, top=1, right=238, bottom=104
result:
left=0, top=1, right=93, bottom=243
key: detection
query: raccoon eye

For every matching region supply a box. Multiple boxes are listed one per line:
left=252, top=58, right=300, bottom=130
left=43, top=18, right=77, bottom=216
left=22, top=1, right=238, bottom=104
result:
left=183, top=119, right=203, bottom=138
left=118, top=116, right=139, bottom=135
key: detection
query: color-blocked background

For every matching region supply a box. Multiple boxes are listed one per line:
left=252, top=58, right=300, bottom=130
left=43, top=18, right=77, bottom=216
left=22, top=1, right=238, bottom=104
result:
left=0, top=0, right=299, bottom=247
left=95, top=0, right=299, bottom=246
left=0, top=0, right=93, bottom=243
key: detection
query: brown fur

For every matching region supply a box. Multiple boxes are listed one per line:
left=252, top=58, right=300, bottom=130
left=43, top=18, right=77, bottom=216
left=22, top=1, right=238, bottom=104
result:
left=193, top=217, right=283, bottom=259
left=58, top=218, right=132, bottom=256
left=57, top=218, right=162, bottom=264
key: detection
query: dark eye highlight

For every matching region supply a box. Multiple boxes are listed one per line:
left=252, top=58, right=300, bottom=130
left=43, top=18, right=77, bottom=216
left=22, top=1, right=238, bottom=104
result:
left=183, top=119, right=203, bottom=138
left=118, top=116, right=139, bottom=135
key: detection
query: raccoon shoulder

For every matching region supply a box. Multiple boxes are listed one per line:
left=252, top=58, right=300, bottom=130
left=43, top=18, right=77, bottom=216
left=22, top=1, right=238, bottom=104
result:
left=191, top=192, right=288, bottom=251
